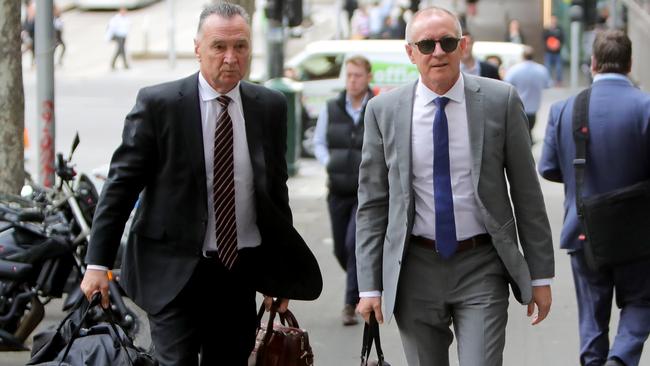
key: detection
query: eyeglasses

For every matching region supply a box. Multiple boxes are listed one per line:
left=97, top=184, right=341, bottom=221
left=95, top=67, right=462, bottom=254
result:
left=411, top=37, right=461, bottom=54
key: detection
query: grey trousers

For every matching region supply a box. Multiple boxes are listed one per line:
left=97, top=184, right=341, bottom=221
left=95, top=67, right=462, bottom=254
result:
left=394, top=243, right=510, bottom=366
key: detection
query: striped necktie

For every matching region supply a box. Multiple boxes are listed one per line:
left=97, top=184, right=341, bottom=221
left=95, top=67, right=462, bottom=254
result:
left=213, top=95, right=238, bottom=269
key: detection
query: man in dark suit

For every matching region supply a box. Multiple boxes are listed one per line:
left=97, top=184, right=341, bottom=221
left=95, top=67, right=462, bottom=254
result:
left=460, top=31, right=501, bottom=80
left=539, top=30, right=650, bottom=366
left=80, top=3, right=322, bottom=365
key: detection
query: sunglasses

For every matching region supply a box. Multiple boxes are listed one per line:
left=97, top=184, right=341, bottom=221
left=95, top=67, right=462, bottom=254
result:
left=411, top=37, right=461, bottom=54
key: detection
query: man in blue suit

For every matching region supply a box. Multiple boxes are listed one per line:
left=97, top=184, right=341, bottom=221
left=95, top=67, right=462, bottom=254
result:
left=539, top=30, right=650, bottom=366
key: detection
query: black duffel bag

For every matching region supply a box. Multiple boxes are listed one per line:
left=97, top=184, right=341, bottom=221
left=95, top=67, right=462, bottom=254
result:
left=28, top=293, right=157, bottom=366
left=572, top=87, right=650, bottom=270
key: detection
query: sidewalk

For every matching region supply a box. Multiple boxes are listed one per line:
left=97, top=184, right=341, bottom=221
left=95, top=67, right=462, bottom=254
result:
left=30, top=0, right=337, bottom=80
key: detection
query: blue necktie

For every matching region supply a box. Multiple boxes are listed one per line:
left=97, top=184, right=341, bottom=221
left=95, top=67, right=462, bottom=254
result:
left=433, top=97, right=458, bottom=259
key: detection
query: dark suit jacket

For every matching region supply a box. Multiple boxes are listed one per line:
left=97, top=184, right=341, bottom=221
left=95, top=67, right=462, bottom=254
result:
left=538, top=76, right=650, bottom=251
left=87, top=73, right=322, bottom=314
left=479, top=61, right=501, bottom=80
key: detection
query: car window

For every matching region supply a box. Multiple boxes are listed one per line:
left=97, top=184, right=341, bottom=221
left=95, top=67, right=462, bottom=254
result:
left=298, top=54, right=344, bottom=81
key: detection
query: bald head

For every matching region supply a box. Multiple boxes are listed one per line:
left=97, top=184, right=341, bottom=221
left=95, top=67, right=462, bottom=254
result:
left=405, top=6, right=462, bottom=43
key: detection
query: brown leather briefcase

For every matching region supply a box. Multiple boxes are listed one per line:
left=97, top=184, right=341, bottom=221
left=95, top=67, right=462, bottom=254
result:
left=248, top=304, right=314, bottom=366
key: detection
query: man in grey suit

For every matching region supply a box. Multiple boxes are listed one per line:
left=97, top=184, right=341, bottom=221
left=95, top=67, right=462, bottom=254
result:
left=355, top=6, right=555, bottom=366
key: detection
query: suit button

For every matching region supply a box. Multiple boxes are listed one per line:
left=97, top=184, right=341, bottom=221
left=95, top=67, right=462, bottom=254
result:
left=398, top=260, right=401, bottom=265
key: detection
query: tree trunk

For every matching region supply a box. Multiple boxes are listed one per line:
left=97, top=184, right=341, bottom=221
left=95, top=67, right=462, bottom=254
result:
left=0, top=0, right=25, bottom=194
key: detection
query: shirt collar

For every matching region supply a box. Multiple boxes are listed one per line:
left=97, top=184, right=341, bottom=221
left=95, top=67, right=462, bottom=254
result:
left=460, top=60, right=480, bottom=76
left=593, top=73, right=632, bottom=85
left=198, top=72, right=241, bottom=103
left=416, top=73, right=465, bottom=106
left=345, top=90, right=370, bottom=110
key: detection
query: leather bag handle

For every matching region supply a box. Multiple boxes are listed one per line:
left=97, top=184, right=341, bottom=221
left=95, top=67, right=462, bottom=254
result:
left=255, top=300, right=301, bottom=347
left=360, top=311, right=386, bottom=365
left=58, top=293, right=137, bottom=366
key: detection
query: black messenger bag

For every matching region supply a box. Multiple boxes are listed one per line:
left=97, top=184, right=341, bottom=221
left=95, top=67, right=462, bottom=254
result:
left=572, top=87, right=650, bottom=270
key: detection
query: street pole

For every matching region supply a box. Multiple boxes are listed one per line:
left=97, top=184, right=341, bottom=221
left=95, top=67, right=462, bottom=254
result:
left=609, top=0, right=618, bottom=29
left=570, top=20, right=581, bottom=89
left=168, top=0, right=176, bottom=68
left=569, top=4, right=583, bottom=89
left=335, top=0, right=342, bottom=39
left=36, top=0, right=55, bottom=187
left=267, top=18, right=284, bottom=79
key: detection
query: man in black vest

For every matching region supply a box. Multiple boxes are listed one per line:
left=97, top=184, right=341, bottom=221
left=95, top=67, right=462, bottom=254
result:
left=313, top=56, right=374, bottom=325
left=460, top=31, right=501, bottom=80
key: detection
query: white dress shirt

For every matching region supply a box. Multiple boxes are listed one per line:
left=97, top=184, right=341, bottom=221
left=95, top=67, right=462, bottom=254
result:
left=106, top=13, right=129, bottom=38
left=411, top=74, right=487, bottom=241
left=198, top=72, right=261, bottom=252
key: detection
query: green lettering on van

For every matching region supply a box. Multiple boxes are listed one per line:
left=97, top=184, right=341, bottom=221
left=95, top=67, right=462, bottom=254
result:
left=371, top=62, right=418, bottom=85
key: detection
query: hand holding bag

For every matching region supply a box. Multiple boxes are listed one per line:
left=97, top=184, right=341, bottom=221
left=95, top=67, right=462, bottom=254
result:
left=248, top=302, right=314, bottom=366
left=29, top=293, right=157, bottom=366
left=360, top=312, right=390, bottom=366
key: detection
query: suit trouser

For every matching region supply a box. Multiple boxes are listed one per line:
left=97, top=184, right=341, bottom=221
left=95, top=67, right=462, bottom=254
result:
left=394, top=243, right=509, bottom=366
left=327, top=193, right=359, bottom=305
left=570, top=249, right=650, bottom=366
left=147, top=255, right=257, bottom=366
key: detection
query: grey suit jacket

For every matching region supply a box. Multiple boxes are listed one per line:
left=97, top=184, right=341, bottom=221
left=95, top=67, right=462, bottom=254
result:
left=356, top=74, right=554, bottom=319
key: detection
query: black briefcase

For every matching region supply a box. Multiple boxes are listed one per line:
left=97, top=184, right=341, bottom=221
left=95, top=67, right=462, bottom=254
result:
left=572, top=88, right=650, bottom=270
left=579, top=180, right=650, bottom=269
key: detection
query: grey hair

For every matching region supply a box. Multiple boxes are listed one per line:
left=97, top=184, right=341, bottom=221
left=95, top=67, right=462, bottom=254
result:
left=405, top=6, right=463, bottom=43
left=196, top=2, right=250, bottom=37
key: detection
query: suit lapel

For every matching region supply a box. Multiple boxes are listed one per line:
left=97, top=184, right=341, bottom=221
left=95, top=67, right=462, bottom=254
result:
left=239, top=82, right=267, bottom=192
left=178, top=73, right=208, bottom=194
left=395, top=82, right=417, bottom=204
left=463, top=75, right=485, bottom=190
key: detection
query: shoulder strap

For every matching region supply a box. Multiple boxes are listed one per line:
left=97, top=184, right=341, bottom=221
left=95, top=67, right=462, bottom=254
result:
left=572, top=87, right=592, bottom=214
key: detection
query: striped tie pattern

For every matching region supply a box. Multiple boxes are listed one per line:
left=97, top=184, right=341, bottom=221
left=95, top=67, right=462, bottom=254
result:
left=213, top=95, right=238, bottom=270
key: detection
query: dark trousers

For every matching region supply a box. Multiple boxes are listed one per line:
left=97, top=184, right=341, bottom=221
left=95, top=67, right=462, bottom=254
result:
left=111, top=36, right=129, bottom=69
left=526, top=113, right=537, bottom=134
left=327, top=193, right=359, bottom=305
left=147, top=255, right=257, bottom=366
left=570, top=250, right=650, bottom=366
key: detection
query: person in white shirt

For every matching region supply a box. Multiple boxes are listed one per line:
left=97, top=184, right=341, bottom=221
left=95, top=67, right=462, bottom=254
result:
left=106, top=7, right=130, bottom=70
left=355, top=6, right=554, bottom=365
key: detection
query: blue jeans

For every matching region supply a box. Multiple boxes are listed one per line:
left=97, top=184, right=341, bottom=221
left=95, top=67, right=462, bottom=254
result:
left=544, top=52, right=563, bottom=83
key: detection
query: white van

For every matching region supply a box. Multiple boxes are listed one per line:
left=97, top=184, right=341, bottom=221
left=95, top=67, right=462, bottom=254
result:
left=284, top=40, right=417, bottom=156
left=285, top=39, right=524, bottom=156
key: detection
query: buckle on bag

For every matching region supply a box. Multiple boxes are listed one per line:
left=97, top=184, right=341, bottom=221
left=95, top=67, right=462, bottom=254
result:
left=573, top=158, right=586, bottom=167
